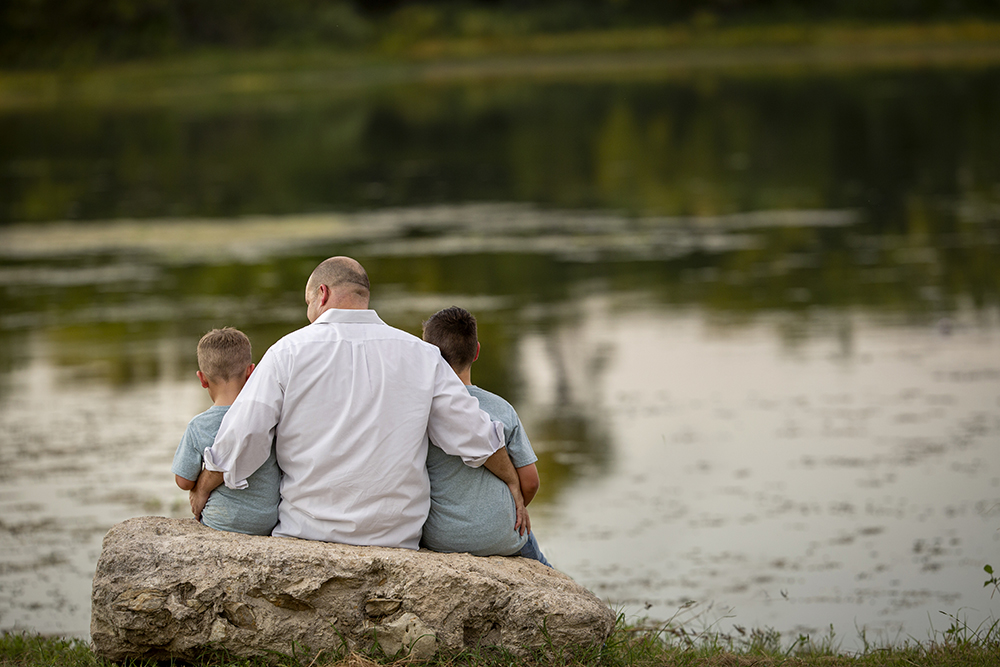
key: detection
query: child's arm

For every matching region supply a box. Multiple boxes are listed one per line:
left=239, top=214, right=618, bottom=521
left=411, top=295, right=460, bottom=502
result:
left=173, top=422, right=206, bottom=492
left=175, top=475, right=196, bottom=491
left=516, top=463, right=539, bottom=506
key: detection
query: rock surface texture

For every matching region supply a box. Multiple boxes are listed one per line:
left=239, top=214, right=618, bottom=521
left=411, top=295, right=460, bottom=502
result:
left=91, top=517, right=615, bottom=662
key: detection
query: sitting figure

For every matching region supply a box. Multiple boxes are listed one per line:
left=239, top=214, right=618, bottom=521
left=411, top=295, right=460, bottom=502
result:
left=171, top=327, right=280, bottom=535
left=421, top=307, right=550, bottom=566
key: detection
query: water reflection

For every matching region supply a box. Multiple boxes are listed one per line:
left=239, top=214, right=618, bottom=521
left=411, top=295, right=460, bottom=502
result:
left=1, top=207, right=997, bottom=644
left=525, top=299, right=999, bottom=641
left=2, top=202, right=996, bottom=385
left=1, top=63, right=999, bottom=644
left=2, top=69, right=999, bottom=226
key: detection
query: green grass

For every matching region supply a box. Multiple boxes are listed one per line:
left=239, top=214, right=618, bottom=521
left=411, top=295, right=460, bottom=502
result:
left=0, top=633, right=96, bottom=667
left=3, top=611, right=999, bottom=667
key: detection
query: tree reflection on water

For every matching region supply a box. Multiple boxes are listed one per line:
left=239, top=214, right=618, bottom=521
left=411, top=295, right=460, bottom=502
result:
left=1, top=200, right=995, bottom=503
left=0, top=64, right=998, bottom=640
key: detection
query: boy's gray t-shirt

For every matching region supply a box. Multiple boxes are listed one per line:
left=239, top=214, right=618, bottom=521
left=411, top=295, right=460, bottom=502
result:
left=422, top=385, right=538, bottom=556
left=172, top=405, right=280, bottom=536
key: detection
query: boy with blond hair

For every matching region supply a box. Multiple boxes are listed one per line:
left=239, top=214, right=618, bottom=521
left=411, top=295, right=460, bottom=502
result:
left=172, top=327, right=280, bottom=535
left=421, top=307, right=550, bottom=565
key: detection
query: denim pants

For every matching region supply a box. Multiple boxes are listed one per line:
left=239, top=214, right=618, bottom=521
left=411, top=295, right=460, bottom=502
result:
left=519, top=531, right=551, bottom=567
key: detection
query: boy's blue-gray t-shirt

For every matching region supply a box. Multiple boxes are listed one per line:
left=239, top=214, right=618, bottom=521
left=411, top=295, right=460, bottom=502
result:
left=422, top=385, right=538, bottom=556
left=171, top=405, right=280, bottom=536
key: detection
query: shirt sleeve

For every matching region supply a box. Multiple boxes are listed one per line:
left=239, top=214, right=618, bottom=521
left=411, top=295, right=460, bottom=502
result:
left=204, top=347, right=284, bottom=489
left=427, top=356, right=503, bottom=467
left=505, top=415, right=538, bottom=469
left=171, top=419, right=206, bottom=481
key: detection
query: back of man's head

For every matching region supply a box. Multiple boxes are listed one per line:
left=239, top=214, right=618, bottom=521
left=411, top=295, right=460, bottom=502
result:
left=306, top=256, right=371, bottom=306
left=197, top=327, right=252, bottom=384
left=422, top=307, right=478, bottom=372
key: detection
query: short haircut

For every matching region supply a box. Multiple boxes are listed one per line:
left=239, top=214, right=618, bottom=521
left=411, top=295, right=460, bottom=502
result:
left=197, top=327, right=252, bottom=383
left=422, top=307, right=478, bottom=371
left=306, top=257, right=370, bottom=299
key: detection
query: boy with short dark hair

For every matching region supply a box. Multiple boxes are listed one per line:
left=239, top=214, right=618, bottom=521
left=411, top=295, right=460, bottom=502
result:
left=172, top=327, right=280, bottom=535
left=421, top=307, right=550, bottom=565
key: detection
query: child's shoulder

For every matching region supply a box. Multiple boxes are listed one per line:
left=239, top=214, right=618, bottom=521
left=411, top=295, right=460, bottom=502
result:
left=185, top=404, right=230, bottom=431
left=467, top=385, right=519, bottom=421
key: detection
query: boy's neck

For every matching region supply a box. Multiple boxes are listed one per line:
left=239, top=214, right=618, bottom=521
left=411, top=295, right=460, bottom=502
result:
left=456, top=366, right=473, bottom=386
left=208, top=381, right=246, bottom=407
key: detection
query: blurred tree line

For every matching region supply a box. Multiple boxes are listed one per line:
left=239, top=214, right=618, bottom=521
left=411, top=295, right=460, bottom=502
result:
left=3, top=0, right=999, bottom=67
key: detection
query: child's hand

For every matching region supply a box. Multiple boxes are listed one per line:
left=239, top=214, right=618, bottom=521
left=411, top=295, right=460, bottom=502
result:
left=508, top=482, right=531, bottom=536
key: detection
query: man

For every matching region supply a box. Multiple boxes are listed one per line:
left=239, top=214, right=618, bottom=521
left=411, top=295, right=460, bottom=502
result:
left=196, top=257, right=526, bottom=549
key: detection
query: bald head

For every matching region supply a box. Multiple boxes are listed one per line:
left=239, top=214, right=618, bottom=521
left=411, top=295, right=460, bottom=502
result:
left=305, top=256, right=371, bottom=321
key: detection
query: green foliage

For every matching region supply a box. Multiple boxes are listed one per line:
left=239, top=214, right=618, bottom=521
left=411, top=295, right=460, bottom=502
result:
left=3, top=0, right=1000, bottom=67
left=0, top=0, right=371, bottom=67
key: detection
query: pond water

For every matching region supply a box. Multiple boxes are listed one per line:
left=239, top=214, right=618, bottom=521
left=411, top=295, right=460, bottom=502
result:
left=1, top=64, right=999, bottom=648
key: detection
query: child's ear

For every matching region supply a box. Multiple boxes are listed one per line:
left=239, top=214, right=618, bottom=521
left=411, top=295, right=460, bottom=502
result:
left=473, top=342, right=480, bottom=363
left=196, top=370, right=210, bottom=389
left=246, top=363, right=256, bottom=379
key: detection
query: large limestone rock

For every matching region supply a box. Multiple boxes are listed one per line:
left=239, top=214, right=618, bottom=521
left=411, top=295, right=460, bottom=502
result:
left=91, top=517, right=615, bottom=662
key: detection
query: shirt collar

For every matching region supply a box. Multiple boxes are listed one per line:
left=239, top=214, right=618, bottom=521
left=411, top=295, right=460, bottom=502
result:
left=314, top=308, right=385, bottom=325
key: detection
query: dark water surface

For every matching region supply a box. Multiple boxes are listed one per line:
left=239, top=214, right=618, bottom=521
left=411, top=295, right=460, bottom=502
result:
left=0, top=65, right=998, bottom=647
left=4, top=67, right=999, bottom=225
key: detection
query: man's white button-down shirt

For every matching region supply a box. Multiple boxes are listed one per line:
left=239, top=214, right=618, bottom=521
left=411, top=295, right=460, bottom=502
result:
left=204, top=308, right=503, bottom=549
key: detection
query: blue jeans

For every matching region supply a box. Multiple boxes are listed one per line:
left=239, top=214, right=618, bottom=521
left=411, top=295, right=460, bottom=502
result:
left=519, top=532, right=552, bottom=567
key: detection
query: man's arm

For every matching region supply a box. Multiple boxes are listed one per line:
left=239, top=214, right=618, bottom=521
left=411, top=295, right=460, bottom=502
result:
left=483, top=447, right=530, bottom=536
left=204, top=350, right=283, bottom=488
left=426, top=357, right=504, bottom=466
left=516, top=463, right=540, bottom=506
left=189, top=470, right=224, bottom=521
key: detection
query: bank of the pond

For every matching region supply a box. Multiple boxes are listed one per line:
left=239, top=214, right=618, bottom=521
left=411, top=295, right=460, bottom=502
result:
left=3, top=619, right=1000, bottom=667
left=2, top=20, right=1000, bottom=111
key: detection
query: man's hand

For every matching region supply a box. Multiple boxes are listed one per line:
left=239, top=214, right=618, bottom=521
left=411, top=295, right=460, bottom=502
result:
left=189, top=488, right=208, bottom=521
left=483, top=445, right=531, bottom=536
left=189, top=469, right=224, bottom=521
